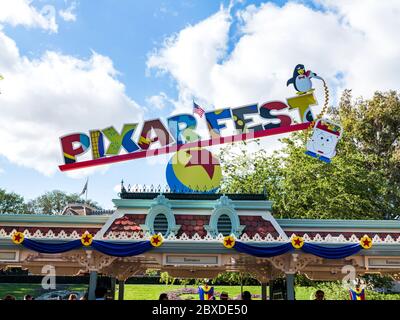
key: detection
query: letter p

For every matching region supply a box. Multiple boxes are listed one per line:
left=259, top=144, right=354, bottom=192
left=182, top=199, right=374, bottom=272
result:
left=60, top=133, right=90, bottom=164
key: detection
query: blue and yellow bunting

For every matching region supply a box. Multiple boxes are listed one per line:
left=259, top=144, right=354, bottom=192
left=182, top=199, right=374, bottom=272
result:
left=227, top=236, right=372, bottom=260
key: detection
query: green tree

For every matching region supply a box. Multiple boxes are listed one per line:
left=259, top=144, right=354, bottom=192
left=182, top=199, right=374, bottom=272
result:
left=27, top=190, right=101, bottom=215
left=0, top=189, right=28, bottom=214
left=212, top=271, right=255, bottom=287
left=332, top=90, right=400, bottom=219
left=220, top=90, right=400, bottom=220
left=159, top=272, right=176, bottom=285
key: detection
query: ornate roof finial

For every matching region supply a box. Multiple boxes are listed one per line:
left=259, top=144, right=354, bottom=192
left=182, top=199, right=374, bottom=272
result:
left=120, top=179, right=126, bottom=193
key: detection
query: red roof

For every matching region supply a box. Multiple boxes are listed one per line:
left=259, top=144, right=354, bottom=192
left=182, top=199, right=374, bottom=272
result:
left=105, top=214, right=145, bottom=234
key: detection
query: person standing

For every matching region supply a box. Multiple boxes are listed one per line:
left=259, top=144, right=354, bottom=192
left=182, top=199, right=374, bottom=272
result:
left=68, top=294, right=78, bottom=300
left=220, top=292, right=229, bottom=300
left=159, top=293, right=168, bottom=300
left=314, top=290, right=325, bottom=300
left=349, top=284, right=365, bottom=300
left=241, top=291, right=252, bottom=300
left=198, top=282, right=214, bottom=300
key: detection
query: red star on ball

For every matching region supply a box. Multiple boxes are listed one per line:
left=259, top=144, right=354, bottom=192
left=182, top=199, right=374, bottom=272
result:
left=294, top=238, right=302, bottom=246
left=184, top=149, right=218, bottom=179
left=363, top=239, right=370, bottom=246
left=82, top=235, right=91, bottom=244
left=152, top=237, right=160, bottom=245
left=360, top=235, right=372, bottom=249
left=14, top=233, right=22, bottom=242
left=224, top=238, right=233, bottom=246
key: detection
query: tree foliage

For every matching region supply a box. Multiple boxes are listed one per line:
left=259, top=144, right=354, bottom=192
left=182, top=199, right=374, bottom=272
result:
left=26, top=190, right=101, bottom=215
left=220, top=90, right=400, bottom=220
left=159, top=272, right=177, bottom=285
left=212, top=271, right=257, bottom=286
left=0, top=189, right=101, bottom=214
left=0, top=189, right=28, bottom=214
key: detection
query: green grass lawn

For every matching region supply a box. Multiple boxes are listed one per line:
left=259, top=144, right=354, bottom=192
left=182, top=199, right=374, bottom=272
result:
left=2, top=283, right=400, bottom=300
left=118, top=285, right=262, bottom=300
left=0, top=283, right=87, bottom=300
left=116, top=284, right=336, bottom=300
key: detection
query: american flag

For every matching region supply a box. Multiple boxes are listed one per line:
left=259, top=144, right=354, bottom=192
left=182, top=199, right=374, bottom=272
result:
left=193, top=101, right=205, bottom=118
left=79, top=178, right=88, bottom=197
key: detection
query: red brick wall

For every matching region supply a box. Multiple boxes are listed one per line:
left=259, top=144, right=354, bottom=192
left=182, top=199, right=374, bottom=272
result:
left=175, top=215, right=209, bottom=237
left=105, top=214, right=146, bottom=234
left=240, top=216, right=280, bottom=237
left=104, top=214, right=282, bottom=237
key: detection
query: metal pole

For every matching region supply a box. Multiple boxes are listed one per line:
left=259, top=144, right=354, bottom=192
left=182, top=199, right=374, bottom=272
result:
left=84, top=178, right=88, bottom=215
left=269, top=280, right=274, bottom=300
left=261, top=282, right=267, bottom=300
left=88, top=271, right=98, bottom=300
left=118, top=279, right=125, bottom=300
left=110, top=277, right=116, bottom=300
left=286, top=274, right=295, bottom=300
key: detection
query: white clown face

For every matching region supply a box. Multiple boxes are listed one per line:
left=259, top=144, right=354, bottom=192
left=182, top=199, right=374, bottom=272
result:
left=307, top=128, right=339, bottom=158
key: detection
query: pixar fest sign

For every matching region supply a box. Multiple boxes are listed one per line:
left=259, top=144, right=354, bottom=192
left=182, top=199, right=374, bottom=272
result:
left=59, top=65, right=342, bottom=192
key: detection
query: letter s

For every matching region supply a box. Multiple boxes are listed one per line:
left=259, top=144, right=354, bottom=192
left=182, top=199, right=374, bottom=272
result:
left=259, top=101, right=292, bottom=130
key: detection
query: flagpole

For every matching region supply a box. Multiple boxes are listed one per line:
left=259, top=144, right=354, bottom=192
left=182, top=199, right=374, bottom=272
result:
left=84, top=178, right=88, bottom=215
left=85, top=178, right=88, bottom=203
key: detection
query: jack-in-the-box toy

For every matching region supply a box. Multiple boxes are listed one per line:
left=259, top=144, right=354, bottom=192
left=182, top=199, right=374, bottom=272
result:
left=305, top=119, right=343, bottom=163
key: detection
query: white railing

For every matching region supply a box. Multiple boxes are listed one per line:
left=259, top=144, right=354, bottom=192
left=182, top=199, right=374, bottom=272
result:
left=1, top=228, right=400, bottom=244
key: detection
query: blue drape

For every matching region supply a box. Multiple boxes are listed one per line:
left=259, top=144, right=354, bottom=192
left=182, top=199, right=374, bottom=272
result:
left=23, top=239, right=82, bottom=254
left=21, top=238, right=362, bottom=259
left=22, top=239, right=153, bottom=257
left=233, top=241, right=362, bottom=259
left=234, top=241, right=293, bottom=257
left=90, top=240, right=153, bottom=257
left=301, top=243, right=362, bottom=259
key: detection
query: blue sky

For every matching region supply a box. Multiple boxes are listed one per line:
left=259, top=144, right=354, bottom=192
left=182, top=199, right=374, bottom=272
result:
left=0, top=0, right=399, bottom=209
left=1, top=0, right=256, bottom=208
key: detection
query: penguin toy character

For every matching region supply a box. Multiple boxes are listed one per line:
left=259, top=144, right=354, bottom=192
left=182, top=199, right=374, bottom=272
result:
left=287, top=64, right=323, bottom=95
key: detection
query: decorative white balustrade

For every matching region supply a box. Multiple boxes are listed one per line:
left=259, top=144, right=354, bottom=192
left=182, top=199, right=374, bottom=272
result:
left=1, top=228, right=400, bottom=244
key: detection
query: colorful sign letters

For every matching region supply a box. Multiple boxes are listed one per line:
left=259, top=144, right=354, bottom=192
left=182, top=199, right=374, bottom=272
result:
left=59, top=92, right=319, bottom=171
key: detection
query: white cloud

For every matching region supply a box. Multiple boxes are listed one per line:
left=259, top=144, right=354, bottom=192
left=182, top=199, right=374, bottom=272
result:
left=147, top=6, right=231, bottom=113
left=59, top=2, right=77, bottom=22
left=147, top=1, right=400, bottom=111
left=146, top=92, right=169, bottom=110
left=0, top=0, right=58, bottom=32
left=113, top=183, right=121, bottom=193
left=65, top=165, right=111, bottom=179
left=0, top=31, right=144, bottom=176
left=0, top=167, right=4, bottom=175
left=146, top=1, right=400, bottom=155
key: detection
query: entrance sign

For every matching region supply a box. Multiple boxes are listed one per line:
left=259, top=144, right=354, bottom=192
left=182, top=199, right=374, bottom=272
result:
left=59, top=92, right=317, bottom=172
left=367, top=257, right=400, bottom=268
left=0, top=251, right=18, bottom=262
left=164, top=254, right=220, bottom=266
left=59, top=65, right=339, bottom=172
